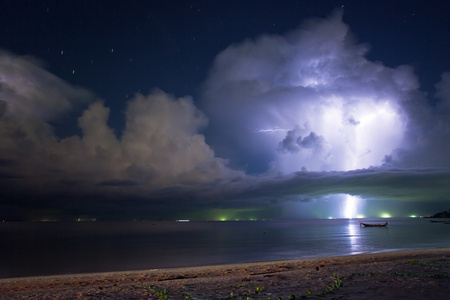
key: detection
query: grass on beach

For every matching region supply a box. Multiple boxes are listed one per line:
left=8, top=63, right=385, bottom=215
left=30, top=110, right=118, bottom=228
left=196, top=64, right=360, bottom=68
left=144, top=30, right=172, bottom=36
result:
left=145, top=264, right=447, bottom=300
left=1, top=248, right=449, bottom=299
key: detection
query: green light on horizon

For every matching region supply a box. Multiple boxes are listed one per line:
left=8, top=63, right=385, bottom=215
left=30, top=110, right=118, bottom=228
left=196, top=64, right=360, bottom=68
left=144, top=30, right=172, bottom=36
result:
left=409, top=215, right=417, bottom=218
left=380, top=213, right=391, bottom=218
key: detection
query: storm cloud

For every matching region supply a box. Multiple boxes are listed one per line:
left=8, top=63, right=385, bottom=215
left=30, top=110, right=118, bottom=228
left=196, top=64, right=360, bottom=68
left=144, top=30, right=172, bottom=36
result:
left=1, top=11, right=449, bottom=220
left=201, top=10, right=448, bottom=175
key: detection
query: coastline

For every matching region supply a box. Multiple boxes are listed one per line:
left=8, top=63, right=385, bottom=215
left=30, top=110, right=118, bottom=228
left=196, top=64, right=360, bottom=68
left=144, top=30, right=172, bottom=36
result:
left=1, top=248, right=449, bottom=299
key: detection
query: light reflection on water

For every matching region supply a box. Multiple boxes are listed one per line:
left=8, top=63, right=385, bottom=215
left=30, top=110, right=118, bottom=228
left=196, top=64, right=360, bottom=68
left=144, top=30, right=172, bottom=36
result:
left=0, top=218, right=448, bottom=279
left=347, top=221, right=361, bottom=254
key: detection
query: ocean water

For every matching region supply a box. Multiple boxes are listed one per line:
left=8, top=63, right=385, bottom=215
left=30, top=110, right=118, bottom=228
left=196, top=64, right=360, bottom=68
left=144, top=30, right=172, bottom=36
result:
left=1, top=218, right=449, bottom=279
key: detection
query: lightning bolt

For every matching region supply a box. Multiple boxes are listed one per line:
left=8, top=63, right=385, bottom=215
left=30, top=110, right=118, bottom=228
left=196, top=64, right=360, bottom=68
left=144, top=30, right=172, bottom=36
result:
left=255, top=126, right=289, bottom=134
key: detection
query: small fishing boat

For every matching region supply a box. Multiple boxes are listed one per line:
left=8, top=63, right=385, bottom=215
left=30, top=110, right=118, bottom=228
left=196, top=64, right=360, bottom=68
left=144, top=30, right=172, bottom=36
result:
left=360, top=222, right=388, bottom=227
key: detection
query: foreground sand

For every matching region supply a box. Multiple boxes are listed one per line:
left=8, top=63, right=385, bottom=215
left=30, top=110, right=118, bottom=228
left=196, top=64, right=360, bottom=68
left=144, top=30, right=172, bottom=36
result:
left=1, top=248, right=449, bottom=299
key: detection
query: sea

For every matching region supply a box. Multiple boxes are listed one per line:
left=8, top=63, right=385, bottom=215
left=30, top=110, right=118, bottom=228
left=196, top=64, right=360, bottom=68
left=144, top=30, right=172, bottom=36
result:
left=1, top=218, right=449, bottom=279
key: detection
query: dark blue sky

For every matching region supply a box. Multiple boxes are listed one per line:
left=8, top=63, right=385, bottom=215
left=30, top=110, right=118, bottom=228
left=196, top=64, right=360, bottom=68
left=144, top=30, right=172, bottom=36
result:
left=1, top=1, right=449, bottom=221
left=2, top=1, right=448, bottom=132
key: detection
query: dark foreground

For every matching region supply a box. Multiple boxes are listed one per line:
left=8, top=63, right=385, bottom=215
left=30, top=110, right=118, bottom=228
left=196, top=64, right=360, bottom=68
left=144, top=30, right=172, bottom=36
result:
left=1, top=248, right=449, bottom=299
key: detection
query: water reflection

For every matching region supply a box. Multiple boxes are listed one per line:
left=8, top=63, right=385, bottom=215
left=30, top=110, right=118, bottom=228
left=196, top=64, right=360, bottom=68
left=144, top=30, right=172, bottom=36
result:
left=2, top=219, right=449, bottom=279
left=347, top=220, right=362, bottom=254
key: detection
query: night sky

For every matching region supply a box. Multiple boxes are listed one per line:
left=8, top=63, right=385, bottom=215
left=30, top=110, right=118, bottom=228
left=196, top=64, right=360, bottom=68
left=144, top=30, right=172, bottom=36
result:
left=1, top=0, right=449, bottom=221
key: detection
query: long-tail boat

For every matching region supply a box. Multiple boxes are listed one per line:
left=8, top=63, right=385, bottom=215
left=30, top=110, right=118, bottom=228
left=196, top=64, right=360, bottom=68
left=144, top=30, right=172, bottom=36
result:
left=360, top=222, right=388, bottom=227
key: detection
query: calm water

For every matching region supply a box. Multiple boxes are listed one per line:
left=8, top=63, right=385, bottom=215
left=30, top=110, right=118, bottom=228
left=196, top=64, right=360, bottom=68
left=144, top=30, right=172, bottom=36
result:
left=1, top=218, right=449, bottom=279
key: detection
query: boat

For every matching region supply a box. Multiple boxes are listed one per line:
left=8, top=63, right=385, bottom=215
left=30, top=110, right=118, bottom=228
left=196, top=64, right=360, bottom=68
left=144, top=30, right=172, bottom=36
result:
left=360, top=222, right=388, bottom=227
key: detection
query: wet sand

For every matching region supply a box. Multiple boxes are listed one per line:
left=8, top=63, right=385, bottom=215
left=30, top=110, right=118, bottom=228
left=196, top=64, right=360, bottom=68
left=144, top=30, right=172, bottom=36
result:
left=1, top=248, right=449, bottom=299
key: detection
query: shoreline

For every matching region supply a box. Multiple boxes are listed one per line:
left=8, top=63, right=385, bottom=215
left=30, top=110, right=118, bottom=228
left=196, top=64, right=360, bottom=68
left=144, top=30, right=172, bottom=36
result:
left=1, top=248, right=449, bottom=299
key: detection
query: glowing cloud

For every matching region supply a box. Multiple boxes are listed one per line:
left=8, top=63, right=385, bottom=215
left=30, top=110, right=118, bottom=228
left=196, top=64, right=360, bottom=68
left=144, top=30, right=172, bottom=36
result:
left=1, top=11, right=450, bottom=220
left=202, top=10, right=412, bottom=174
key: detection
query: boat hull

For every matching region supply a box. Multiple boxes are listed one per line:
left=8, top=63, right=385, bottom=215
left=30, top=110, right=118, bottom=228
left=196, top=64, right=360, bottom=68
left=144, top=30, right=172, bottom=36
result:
left=360, top=222, right=388, bottom=227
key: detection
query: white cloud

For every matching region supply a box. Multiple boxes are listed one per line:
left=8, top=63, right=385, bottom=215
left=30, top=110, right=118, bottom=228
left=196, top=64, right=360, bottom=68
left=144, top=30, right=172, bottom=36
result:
left=201, top=10, right=434, bottom=173
left=120, top=91, right=238, bottom=187
left=1, top=11, right=450, bottom=220
left=0, top=51, right=92, bottom=121
left=0, top=52, right=243, bottom=199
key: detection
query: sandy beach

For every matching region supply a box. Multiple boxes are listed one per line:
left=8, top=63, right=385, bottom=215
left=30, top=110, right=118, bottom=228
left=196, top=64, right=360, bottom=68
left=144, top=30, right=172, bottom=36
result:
left=1, top=248, right=449, bottom=299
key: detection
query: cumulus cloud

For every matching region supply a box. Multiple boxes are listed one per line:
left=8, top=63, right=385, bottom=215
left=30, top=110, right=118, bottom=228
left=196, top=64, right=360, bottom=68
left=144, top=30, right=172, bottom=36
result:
left=0, top=52, right=243, bottom=207
left=278, top=127, right=325, bottom=154
left=0, top=51, right=93, bottom=121
left=201, top=10, right=435, bottom=173
left=384, top=72, right=450, bottom=168
left=1, top=11, right=450, bottom=220
left=435, top=72, right=450, bottom=107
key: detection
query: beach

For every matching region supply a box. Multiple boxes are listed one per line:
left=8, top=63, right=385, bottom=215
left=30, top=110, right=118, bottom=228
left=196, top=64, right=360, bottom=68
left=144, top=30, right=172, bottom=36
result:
left=0, top=248, right=449, bottom=299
